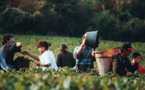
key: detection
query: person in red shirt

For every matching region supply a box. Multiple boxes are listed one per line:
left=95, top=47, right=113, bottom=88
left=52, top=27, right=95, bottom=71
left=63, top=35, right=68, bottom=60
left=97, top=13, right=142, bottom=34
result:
left=129, top=52, right=145, bottom=75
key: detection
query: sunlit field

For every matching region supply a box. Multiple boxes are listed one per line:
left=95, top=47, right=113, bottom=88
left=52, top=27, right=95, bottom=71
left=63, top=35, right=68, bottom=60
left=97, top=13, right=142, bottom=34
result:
left=0, top=35, right=145, bottom=90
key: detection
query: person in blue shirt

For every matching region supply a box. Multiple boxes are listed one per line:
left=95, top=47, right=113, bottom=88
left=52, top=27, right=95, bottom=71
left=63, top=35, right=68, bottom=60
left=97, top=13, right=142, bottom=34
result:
left=73, top=33, right=99, bottom=72
left=0, top=34, right=22, bottom=71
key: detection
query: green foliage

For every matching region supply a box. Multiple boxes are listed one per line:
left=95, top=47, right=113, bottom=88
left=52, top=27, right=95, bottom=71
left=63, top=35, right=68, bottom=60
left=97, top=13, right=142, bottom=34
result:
left=0, top=35, right=145, bottom=90
left=0, top=0, right=8, bottom=13
left=0, top=69, right=145, bottom=90
left=0, top=0, right=145, bottom=41
left=129, top=0, right=145, bottom=19
left=95, top=11, right=118, bottom=39
left=0, top=8, right=35, bottom=33
left=121, top=18, right=145, bottom=41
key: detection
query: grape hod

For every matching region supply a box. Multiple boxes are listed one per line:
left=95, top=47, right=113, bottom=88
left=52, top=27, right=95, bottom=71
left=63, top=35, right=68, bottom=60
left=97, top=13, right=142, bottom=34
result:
left=85, top=31, right=99, bottom=48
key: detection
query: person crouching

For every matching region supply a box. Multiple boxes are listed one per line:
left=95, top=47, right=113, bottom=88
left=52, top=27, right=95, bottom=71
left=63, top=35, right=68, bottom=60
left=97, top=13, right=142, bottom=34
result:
left=0, top=34, right=22, bottom=71
left=22, top=41, right=58, bottom=71
left=129, top=52, right=145, bottom=75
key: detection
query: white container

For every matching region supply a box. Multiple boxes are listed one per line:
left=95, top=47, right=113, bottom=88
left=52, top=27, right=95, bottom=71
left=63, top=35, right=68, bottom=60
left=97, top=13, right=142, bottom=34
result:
left=96, top=58, right=112, bottom=76
left=86, top=31, right=99, bottom=48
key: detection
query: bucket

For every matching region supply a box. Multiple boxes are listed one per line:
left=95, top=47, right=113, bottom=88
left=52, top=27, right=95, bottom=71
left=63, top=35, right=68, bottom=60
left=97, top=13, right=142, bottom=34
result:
left=86, top=31, right=99, bottom=48
left=96, top=57, right=112, bottom=76
left=95, top=48, right=120, bottom=76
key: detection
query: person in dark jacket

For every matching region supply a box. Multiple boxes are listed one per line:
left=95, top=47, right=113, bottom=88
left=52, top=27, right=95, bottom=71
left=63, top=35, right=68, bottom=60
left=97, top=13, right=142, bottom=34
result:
left=0, top=34, right=22, bottom=70
left=112, top=43, right=134, bottom=76
left=57, top=44, right=75, bottom=68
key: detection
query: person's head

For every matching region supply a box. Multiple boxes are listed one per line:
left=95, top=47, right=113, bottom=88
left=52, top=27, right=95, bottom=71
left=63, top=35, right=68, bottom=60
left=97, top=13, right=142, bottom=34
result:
left=2, top=34, right=14, bottom=45
left=60, top=44, right=68, bottom=52
left=37, top=41, right=51, bottom=53
left=121, top=42, right=134, bottom=56
left=132, top=52, right=143, bottom=64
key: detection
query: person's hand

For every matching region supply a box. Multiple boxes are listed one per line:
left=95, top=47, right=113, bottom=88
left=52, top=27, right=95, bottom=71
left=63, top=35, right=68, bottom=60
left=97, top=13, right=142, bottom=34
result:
left=82, top=38, right=86, bottom=46
left=126, top=72, right=133, bottom=76
left=16, top=42, right=22, bottom=48
left=95, top=53, right=102, bottom=58
left=35, top=60, right=40, bottom=66
left=92, top=50, right=96, bottom=57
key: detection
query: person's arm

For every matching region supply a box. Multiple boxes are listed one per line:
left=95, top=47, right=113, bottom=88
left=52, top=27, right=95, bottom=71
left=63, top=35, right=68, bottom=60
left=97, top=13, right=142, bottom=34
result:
left=76, top=34, right=87, bottom=58
left=37, top=63, right=50, bottom=67
left=94, top=48, right=121, bottom=58
left=22, top=51, right=51, bottom=67
left=35, top=60, right=50, bottom=67
left=126, top=71, right=133, bottom=76
left=21, top=51, right=39, bottom=60
left=76, top=45, right=85, bottom=58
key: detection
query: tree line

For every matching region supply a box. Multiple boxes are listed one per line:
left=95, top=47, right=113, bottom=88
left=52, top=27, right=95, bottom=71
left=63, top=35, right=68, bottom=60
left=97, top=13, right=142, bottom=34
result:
left=0, top=0, right=145, bottom=41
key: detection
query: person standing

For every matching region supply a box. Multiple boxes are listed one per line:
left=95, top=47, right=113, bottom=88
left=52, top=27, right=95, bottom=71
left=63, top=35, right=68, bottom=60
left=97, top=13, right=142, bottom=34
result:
left=73, top=33, right=99, bottom=72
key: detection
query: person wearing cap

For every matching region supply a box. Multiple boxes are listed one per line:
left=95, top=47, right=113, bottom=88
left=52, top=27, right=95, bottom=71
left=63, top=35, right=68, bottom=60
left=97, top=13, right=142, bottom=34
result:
left=129, top=52, right=145, bottom=75
left=57, top=44, right=75, bottom=68
left=0, top=34, right=22, bottom=71
left=112, top=43, right=135, bottom=76
left=22, top=41, right=58, bottom=71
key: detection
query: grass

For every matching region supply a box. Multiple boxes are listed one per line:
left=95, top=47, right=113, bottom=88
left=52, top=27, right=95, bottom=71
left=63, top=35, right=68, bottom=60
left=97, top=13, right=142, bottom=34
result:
left=0, top=34, right=145, bottom=90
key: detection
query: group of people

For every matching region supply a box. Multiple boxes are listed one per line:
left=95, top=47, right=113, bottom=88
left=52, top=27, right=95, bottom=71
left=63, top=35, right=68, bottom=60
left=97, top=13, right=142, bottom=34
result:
left=0, top=34, right=75, bottom=71
left=74, top=33, right=145, bottom=76
left=0, top=33, right=145, bottom=76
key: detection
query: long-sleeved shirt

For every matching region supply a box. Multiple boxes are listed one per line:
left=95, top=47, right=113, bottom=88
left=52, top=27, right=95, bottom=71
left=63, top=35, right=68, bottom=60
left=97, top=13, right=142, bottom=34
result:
left=39, top=50, right=58, bottom=71
left=73, top=46, right=95, bottom=72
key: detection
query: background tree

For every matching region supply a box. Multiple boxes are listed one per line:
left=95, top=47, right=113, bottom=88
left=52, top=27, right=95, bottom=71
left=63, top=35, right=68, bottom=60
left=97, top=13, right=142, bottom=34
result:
left=0, top=0, right=145, bottom=41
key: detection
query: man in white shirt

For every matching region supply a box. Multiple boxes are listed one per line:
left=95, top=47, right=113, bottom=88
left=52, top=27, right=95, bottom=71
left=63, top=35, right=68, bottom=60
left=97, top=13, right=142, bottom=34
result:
left=22, top=41, right=58, bottom=71
left=38, top=49, right=58, bottom=70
